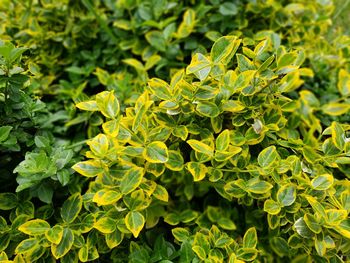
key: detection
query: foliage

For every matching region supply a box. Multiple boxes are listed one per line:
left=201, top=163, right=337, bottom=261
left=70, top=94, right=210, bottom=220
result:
left=0, top=0, right=349, bottom=262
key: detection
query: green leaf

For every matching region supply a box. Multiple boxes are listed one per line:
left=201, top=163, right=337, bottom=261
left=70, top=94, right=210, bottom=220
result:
left=216, top=129, right=230, bottom=151
left=105, top=229, right=124, bottom=249
left=186, top=53, right=212, bottom=81
left=145, top=31, right=166, bottom=52
left=51, top=228, right=74, bottom=259
left=153, top=184, right=169, bottom=202
left=303, top=214, right=322, bottom=234
left=125, top=211, right=145, bottom=238
left=337, top=69, right=350, bottom=96
left=18, top=219, right=50, bottom=235
left=211, top=36, right=241, bottom=64
left=270, top=237, right=290, bottom=257
left=187, top=162, right=207, bottom=182
left=120, top=167, right=144, bottom=195
left=264, top=199, right=281, bottom=215
left=96, top=91, right=120, bottom=119
left=93, top=189, right=122, bottom=206
left=144, top=141, right=169, bottom=163
left=45, top=225, right=64, bottom=245
left=61, top=193, right=83, bottom=223
left=243, top=227, right=257, bottom=248
left=311, top=174, right=334, bottom=191
left=177, top=9, right=196, bottom=38
left=165, top=150, right=184, bottom=171
left=72, top=160, right=104, bottom=177
left=322, top=102, right=350, bottom=116
left=246, top=179, right=273, bottom=194
left=257, top=146, right=279, bottom=168
left=219, top=2, right=238, bottom=16
left=277, top=185, right=296, bottom=207
left=0, top=193, right=18, bottom=210
left=187, top=140, right=214, bottom=156
left=148, top=78, right=172, bottom=100
left=94, top=217, right=116, bottom=234
left=0, top=126, right=12, bottom=143
left=331, top=122, right=345, bottom=150
left=75, top=100, right=99, bottom=111
left=15, top=238, right=39, bottom=254
left=196, top=101, right=220, bottom=117
left=172, top=227, right=190, bottom=242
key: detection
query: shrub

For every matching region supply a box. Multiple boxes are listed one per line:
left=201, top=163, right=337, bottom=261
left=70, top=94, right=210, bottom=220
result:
left=71, top=35, right=349, bottom=261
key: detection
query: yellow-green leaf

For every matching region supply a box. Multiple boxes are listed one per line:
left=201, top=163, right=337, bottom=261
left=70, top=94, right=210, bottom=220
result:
left=72, top=160, right=105, bottom=177
left=216, top=129, right=230, bottom=151
left=148, top=78, right=172, bottom=100
left=144, top=141, right=169, bottom=163
left=153, top=184, right=169, bottom=202
left=18, top=219, right=50, bottom=235
left=94, top=217, right=116, bottom=234
left=165, top=150, right=184, bottom=171
left=322, top=102, right=350, bottom=116
left=187, top=139, right=214, bottom=156
left=76, top=100, right=99, bottom=111
left=257, top=146, right=279, bottom=168
left=125, top=211, right=145, bottom=238
left=102, top=119, right=120, bottom=137
left=186, top=53, right=211, bottom=81
left=211, top=36, right=241, bottom=64
left=187, top=162, right=208, bottom=181
left=93, top=189, right=122, bottom=206
left=51, top=228, right=74, bottom=259
left=15, top=238, right=39, bottom=254
left=61, top=193, right=82, bottom=224
left=87, top=134, right=109, bottom=156
left=331, top=122, right=345, bottom=150
left=120, top=167, right=144, bottom=195
left=337, top=69, right=350, bottom=96
left=277, top=185, right=296, bottom=207
left=105, top=229, right=124, bottom=249
left=196, top=101, right=220, bottom=117
left=96, top=91, right=120, bottom=119
left=45, top=225, right=64, bottom=245
left=311, top=174, right=334, bottom=191
left=243, top=227, right=257, bottom=248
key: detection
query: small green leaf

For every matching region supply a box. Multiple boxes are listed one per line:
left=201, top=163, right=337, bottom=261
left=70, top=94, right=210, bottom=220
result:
left=45, top=225, right=64, bottom=245
left=172, top=227, right=190, bottom=242
left=51, top=228, right=74, bottom=259
left=94, top=217, right=116, bottom=234
left=211, top=36, right=241, bottom=64
left=15, top=238, right=39, bottom=254
left=187, top=162, right=208, bottom=181
left=322, top=102, right=350, bottom=116
left=277, top=185, right=296, bottom=207
left=186, top=53, right=212, bottom=81
left=243, top=227, right=257, bottom=248
left=187, top=140, right=214, bottom=156
left=331, top=122, right=345, bottom=150
left=0, top=126, right=12, bottom=142
left=72, top=160, right=104, bottom=177
left=120, top=167, right=144, bottom=195
left=0, top=193, right=17, bottom=210
left=18, top=219, right=50, bottom=235
left=264, top=199, right=281, bottom=215
left=96, top=91, right=120, bottom=119
left=61, top=193, right=82, bottom=224
left=311, top=174, right=334, bottom=191
left=196, top=101, right=220, bottom=117
left=258, top=146, right=279, bottom=167
left=93, top=189, right=122, bottom=206
left=125, top=211, right=145, bottom=238
left=76, top=100, right=99, bottom=111
left=144, top=141, right=169, bottom=163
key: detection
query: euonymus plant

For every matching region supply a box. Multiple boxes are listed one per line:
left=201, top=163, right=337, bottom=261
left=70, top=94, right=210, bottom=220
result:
left=0, top=0, right=349, bottom=262
left=41, top=35, right=347, bottom=262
